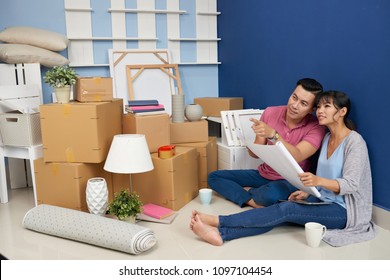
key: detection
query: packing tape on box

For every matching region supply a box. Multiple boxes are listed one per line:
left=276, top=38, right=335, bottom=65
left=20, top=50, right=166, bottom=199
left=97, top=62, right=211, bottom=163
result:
left=62, top=104, right=71, bottom=116
left=92, top=77, right=102, bottom=84
left=22, top=204, right=157, bottom=255
left=50, top=163, right=60, bottom=176
left=158, top=145, right=176, bottom=159
left=65, top=147, right=75, bottom=162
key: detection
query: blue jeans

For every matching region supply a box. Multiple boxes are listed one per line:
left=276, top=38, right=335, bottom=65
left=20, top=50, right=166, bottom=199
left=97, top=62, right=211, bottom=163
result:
left=208, top=169, right=298, bottom=207
left=218, top=200, right=347, bottom=242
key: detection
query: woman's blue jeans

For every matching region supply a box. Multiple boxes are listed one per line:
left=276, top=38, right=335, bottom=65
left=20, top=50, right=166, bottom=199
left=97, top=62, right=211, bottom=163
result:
left=208, top=169, right=298, bottom=207
left=218, top=200, right=347, bottom=242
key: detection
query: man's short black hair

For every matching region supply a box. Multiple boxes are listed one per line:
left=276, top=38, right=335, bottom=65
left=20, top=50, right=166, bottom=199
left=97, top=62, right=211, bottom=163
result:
left=297, top=78, right=323, bottom=95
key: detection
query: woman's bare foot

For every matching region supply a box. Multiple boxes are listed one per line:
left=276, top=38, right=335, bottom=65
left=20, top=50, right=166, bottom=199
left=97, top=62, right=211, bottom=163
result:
left=245, top=199, right=264, bottom=208
left=190, top=214, right=223, bottom=246
left=191, top=210, right=219, bottom=227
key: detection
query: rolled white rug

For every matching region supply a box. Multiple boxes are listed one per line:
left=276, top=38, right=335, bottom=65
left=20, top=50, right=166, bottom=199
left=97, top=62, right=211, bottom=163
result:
left=22, top=204, right=157, bottom=255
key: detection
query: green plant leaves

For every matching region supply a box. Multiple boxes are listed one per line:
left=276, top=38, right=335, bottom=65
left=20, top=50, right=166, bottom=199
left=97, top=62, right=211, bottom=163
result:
left=108, top=189, right=143, bottom=220
left=44, top=65, right=78, bottom=88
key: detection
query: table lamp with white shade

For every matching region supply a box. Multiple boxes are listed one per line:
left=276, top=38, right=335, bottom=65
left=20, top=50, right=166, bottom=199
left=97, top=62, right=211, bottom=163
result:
left=103, top=134, right=154, bottom=192
left=86, top=134, right=154, bottom=216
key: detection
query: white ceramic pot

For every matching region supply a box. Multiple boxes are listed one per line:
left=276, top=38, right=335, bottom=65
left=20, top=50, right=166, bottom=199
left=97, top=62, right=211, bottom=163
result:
left=86, top=177, right=108, bottom=216
left=185, top=104, right=203, bottom=121
left=55, top=85, right=71, bottom=104
left=122, top=216, right=136, bottom=223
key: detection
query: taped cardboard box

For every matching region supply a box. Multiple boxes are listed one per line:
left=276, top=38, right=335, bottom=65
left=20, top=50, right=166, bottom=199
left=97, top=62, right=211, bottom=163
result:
left=194, top=97, right=243, bottom=117
left=122, top=113, right=170, bottom=153
left=170, top=120, right=208, bottom=144
left=74, top=77, right=113, bottom=102
left=130, top=146, right=198, bottom=211
left=40, top=99, right=123, bottom=163
left=34, top=158, right=113, bottom=212
left=176, top=137, right=218, bottom=189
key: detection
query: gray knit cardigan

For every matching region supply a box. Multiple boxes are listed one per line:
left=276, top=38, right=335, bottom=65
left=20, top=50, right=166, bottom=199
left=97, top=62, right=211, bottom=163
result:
left=323, top=131, right=378, bottom=246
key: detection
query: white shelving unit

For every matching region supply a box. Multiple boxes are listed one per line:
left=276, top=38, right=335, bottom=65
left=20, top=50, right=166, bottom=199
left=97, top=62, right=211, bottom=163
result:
left=168, top=38, right=221, bottom=41
left=64, top=0, right=221, bottom=66
left=107, top=8, right=187, bottom=14
left=67, top=37, right=158, bottom=41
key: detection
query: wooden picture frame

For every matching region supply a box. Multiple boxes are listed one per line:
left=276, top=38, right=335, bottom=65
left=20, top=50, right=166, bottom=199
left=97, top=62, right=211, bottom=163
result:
left=125, top=64, right=183, bottom=115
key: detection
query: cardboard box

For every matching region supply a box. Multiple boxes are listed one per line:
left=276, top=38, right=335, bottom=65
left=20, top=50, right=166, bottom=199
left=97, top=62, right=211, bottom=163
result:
left=176, top=137, right=218, bottom=189
left=131, top=146, right=198, bottom=211
left=0, top=111, right=41, bottom=146
left=40, top=99, right=123, bottom=163
left=194, top=97, right=244, bottom=117
left=170, top=120, right=208, bottom=144
left=122, top=113, right=170, bottom=153
left=74, top=77, right=113, bottom=102
left=34, top=158, right=114, bottom=211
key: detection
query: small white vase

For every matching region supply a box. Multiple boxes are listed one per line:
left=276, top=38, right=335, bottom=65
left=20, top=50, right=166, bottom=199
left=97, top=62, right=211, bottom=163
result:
left=172, top=94, right=185, bottom=123
left=185, top=104, right=203, bottom=121
left=86, top=177, right=108, bottom=216
left=55, top=85, right=71, bottom=104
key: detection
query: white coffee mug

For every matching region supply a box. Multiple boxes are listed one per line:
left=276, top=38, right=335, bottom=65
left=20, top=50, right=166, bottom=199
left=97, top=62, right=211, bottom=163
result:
left=199, top=188, right=212, bottom=205
left=305, top=222, right=327, bottom=247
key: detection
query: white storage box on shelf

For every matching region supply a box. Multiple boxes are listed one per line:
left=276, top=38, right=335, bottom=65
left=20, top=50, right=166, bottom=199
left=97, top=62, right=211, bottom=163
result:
left=0, top=63, right=43, bottom=205
left=217, top=140, right=262, bottom=170
left=0, top=110, right=41, bottom=147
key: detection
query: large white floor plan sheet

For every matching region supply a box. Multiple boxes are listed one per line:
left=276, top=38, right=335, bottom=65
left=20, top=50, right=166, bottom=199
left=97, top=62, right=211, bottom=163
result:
left=246, top=141, right=321, bottom=198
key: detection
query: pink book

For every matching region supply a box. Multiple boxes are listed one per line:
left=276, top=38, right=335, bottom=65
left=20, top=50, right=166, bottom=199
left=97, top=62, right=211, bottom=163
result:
left=142, top=203, right=174, bottom=220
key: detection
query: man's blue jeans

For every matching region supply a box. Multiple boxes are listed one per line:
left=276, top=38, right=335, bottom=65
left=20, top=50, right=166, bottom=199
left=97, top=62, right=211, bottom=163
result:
left=218, top=201, right=347, bottom=241
left=208, top=169, right=298, bottom=207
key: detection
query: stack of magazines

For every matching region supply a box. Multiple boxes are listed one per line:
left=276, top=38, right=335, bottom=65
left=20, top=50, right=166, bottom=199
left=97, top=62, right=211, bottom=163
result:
left=125, top=99, right=166, bottom=116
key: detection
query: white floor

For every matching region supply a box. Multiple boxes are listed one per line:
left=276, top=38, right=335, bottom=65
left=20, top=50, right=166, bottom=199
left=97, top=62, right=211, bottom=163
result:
left=1, top=187, right=390, bottom=260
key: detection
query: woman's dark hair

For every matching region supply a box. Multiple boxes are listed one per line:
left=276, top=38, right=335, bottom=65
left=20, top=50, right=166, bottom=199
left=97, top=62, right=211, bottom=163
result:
left=315, top=90, right=356, bottom=130
left=297, top=78, right=323, bottom=95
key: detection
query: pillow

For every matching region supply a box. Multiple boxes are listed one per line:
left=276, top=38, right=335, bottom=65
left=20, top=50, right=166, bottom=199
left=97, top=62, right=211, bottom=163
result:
left=0, top=44, right=70, bottom=67
left=0, top=26, right=69, bottom=52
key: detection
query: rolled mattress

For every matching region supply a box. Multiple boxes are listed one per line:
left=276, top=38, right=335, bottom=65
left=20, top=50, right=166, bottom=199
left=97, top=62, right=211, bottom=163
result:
left=22, top=204, right=157, bottom=255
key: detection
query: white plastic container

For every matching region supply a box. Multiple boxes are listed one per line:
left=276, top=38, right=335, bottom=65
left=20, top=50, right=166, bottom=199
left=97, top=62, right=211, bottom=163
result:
left=0, top=111, right=42, bottom=146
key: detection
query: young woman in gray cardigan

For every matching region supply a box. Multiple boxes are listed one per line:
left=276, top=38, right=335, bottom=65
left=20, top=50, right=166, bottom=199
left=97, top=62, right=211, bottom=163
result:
left=190, top=90, right=377, bottom=247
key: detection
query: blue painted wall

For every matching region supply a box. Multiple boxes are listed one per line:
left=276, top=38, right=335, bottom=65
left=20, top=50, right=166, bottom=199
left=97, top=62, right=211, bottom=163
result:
left=218, top=0, right=390, bottom=211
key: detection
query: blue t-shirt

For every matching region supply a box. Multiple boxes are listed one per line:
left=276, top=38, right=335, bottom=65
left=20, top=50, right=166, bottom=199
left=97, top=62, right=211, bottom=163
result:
left=316, top=134, right=346, bottom=208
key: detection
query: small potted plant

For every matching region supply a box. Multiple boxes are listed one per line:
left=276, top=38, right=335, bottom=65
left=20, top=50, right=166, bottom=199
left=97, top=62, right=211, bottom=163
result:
left=43, top=65, right=78, bottom=104
left=108, top=189, right=143, bottom=223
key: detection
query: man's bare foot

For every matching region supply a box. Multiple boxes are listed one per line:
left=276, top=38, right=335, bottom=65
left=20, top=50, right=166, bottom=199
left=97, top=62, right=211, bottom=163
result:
left=190, top=214, right=223, bottom=246
left=191, top=210, right=219, bottom=227
left=245, top=199, right=264, bottom=208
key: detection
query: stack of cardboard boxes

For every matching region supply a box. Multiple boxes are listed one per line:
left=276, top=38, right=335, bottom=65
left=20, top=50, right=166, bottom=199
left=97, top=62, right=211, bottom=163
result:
left=34, top=77, right=243, bottom=212
left=122, top=113, right=211, bottom=211
left=34, top=77, right=122, bottom=211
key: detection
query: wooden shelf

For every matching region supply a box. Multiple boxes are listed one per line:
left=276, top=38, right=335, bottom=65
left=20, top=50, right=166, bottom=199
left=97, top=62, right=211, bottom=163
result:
left=108, top=8, right=186, bottom=14
left=69, top=64, right=109, bottom=68
left=169, top=38, right=221, bottom=42
left=178, top=62, right=221, bottom=65
left=69, top=62, right=221, bottom=67
left=197, top=12, right=221, bottom=16
left=68, top=37, right=158, bottom=41
left=65, top=8, right=93, bottom=12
